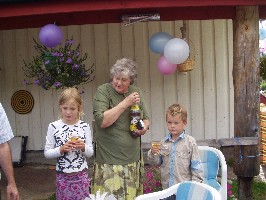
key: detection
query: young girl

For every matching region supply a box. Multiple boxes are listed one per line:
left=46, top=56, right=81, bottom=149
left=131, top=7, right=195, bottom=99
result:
left=44, top=87, right=94, bottom=200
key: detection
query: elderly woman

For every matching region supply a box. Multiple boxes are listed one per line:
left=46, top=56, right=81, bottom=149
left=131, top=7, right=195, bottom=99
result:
left=92, top=58, right=150, bottom=200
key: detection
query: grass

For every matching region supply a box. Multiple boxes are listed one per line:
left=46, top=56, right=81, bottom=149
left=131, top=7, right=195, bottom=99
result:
left=229, top=179, right=266, bottom=200
left=47, top=193, right=56, bottom=200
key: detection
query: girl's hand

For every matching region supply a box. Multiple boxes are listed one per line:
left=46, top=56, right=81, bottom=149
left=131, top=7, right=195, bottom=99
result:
left=60, top=141, right=75, bottom=154
left=73, top=139, right=85, bottom=152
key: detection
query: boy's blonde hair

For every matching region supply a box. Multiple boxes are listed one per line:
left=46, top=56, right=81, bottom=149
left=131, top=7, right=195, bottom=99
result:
left=166, top=103, right=187, bottom=123
left=59, top=87, right=84, bottom=119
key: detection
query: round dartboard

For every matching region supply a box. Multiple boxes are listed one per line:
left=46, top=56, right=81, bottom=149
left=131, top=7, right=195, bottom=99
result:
left=11, top=90, right=34, bottom=114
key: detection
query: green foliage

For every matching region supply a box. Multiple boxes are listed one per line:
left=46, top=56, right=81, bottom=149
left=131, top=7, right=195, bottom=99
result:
left=260, top=54, right=266, bottom=91
left=23, top=38, right=95, bottom=90
left=227, top=158, right=234, bottom=168
left=253, top=181, right=266, bottom=200
left=261, top=54, right=266, bottom=81
left=228, top=179, right=266, bottom=200
left=47, top=193, right=56, bottom=200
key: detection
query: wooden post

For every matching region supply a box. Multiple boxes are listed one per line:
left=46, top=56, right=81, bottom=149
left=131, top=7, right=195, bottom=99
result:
left=233, top=6, right=260, bottom=200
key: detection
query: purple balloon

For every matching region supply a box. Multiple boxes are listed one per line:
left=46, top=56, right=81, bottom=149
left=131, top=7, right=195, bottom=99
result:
left=39, top=24, right=63, bottom=48
left=157, top=56, right=177, bottom=75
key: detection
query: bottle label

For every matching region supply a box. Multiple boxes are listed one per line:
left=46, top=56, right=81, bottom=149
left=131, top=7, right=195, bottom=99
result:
left=129, top=104, right=141, bottom=137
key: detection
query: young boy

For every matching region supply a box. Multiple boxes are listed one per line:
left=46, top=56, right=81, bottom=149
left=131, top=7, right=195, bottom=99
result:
left=147, top=103, right=203, bottom=191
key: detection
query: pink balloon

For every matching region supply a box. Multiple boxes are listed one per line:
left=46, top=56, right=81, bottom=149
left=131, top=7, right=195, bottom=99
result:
left=157, top=56, right=177, bottom=75
left=260, top=39, right=266, bottom=53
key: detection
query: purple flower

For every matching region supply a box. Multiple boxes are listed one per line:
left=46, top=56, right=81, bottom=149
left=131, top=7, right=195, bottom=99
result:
left=23, top=37, right=94, bottom=90
left=52, top=52, right=60, bottom=57
left=144, top=187, right=152, bottom=194
left=66, top=39, right=75, bottom=45
left=155, top=180, right=161, bottom=187
left=34, top=80, right=40, bottom=85
left=72, top=64, right=79, bottom=69
left=54, top=82, right=62, bottom=88
left=66, top=58, right=72, bottom=63
left=146, top=172, right=153, bottom=179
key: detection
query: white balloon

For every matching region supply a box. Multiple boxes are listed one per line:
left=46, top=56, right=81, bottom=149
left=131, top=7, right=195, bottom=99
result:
left=164, top=38, right=190, bottom=64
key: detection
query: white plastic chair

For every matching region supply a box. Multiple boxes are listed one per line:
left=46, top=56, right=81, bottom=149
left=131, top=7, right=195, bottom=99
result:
left=135, top=183, right=180, bottom=200
left=198, top=146, right=227, bottom=200
left=135, top=181, right=221, bottom=200
left=175, top=181, right=221, bottom=200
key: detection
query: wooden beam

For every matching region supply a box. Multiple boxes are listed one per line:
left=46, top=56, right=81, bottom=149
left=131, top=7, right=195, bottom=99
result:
left=0, top=1, right=266, bottom=30
left=1, top=0, right=266, bottom=18
left=233, top=5, right=260, bottom=199
left=0, top=6, right=237, bottom=30
left=141, top=137, right=259, bottom=149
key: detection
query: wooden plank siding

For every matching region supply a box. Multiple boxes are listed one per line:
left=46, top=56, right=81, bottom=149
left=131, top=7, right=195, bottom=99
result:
left=0, top=19, right=234, bottom=150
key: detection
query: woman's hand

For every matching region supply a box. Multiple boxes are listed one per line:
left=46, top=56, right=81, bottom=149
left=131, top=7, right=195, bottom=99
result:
left=134, top=119, right=150, bottom=136
left=124, top=92, right=140, bottom=106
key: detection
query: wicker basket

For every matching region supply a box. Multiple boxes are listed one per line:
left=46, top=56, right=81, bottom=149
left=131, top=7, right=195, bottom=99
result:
left=178, top=58, right=195, bottom=72
left=178, top=38, right=195, bottom=72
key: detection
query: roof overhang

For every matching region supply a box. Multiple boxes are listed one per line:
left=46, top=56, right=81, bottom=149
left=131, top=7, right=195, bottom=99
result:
left=1, top=0, right=266, bottom=30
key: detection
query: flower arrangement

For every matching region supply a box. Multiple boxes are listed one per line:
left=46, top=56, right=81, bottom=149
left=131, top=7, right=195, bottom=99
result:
left=143, top=165, right=163, bottom=193
left=22, top=38, right=94, bottom=90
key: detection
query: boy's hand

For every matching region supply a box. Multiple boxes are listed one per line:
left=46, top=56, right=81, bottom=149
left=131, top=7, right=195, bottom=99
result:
left=151, top=147, right=160, bottom=155
left=151, top=141, right=161, bottom=155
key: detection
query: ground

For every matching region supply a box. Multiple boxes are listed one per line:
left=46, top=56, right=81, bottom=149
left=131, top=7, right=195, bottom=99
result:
left=0, top=151, right=93, bottom=200
left=1, top=151, right=265, bottom=200
left=1, top=164, right=56, bottom=200
left=1, top=163, right=236, bottom=200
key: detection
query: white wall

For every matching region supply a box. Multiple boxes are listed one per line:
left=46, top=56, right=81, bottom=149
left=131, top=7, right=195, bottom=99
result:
left=0, top=19, right=234, bottom=150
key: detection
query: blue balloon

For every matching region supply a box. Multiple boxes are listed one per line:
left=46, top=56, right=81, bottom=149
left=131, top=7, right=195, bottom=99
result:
left=39, top=24, right=63, bottom=48
left=149, top=32, right=173, bottom=54
left=259, top=28, right=266, bottom=40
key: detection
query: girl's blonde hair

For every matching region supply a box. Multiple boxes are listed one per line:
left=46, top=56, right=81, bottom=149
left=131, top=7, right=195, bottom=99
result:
left=166, top=103, right=187, bottom=123
left=58, top=87, right=84, bottom=119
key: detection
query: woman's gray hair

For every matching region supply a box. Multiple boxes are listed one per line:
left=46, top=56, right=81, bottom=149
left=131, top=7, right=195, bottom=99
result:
left=110, top=58, right=138, bottom=84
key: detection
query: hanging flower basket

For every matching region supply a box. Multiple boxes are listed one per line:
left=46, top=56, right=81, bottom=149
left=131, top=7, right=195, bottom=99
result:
left=178, top=38, right=195, bottom=72
left=22, top=38, right=95, bottom=90
left=178, top=58, right=195, bottom=72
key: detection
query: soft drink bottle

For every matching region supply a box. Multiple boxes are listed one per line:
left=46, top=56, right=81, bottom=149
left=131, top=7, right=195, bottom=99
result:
left=129, top=104, right=144, bottom=137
